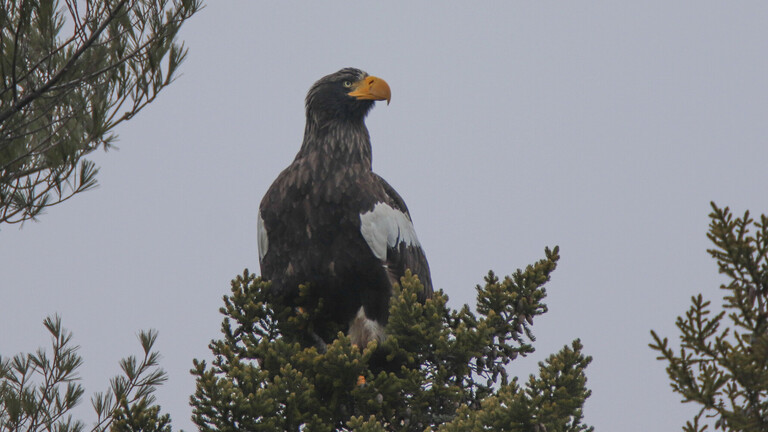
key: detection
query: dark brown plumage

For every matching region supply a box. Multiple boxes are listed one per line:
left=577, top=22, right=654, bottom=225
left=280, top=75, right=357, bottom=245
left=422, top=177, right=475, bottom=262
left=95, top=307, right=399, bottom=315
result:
left=257, top=68, right=432, bottom=348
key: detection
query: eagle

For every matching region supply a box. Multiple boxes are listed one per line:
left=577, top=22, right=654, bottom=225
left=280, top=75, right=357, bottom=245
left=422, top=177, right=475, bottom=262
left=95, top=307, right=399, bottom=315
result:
left=257, top=68, right=432, bottom=349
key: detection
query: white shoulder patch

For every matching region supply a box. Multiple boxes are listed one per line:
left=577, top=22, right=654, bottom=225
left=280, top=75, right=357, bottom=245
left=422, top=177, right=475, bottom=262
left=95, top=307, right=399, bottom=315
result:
left=257, top=210, right=268, bottom=262
left=359, top=202, right=420, bottom=261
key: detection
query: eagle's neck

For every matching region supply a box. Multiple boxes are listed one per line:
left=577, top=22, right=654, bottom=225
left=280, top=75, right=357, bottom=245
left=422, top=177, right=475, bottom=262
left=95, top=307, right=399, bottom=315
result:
left=295, top=116, right=373, bottom=172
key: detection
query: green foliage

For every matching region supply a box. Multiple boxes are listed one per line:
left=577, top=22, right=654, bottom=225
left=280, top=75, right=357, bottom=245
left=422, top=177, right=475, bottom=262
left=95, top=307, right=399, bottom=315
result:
left=436, top=340, right=591, bottom=432
left=191, top=246, right=593, bottom=431
left=111, top=398, right=172, bottom=432
left=650, top=203, right=768, bottom=432
left=0, top=316, right=172, bottom=432
left=0, top=0, right=200, bottom=225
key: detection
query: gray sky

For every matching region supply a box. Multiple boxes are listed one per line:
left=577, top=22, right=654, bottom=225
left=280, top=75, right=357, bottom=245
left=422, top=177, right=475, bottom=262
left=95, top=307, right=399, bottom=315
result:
left=2, top=2, right=768, bottom=430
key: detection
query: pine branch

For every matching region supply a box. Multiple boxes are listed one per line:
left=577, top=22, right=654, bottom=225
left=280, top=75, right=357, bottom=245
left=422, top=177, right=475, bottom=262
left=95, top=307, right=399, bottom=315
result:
left=0, top=316, right=172, bottom=432
left=651, top=203, right=768, bottom=432
left=192, top=248, right=593, bottom=431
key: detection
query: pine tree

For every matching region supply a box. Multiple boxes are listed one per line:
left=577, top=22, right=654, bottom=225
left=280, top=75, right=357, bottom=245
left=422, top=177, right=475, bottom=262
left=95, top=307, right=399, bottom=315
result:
left=0, top=316, right=171, bottom=432
left=191, top=246, right=593, bottom=431
left=650, top=203, right=768, bottom=432
left=0, top=0, right=200, bottom=225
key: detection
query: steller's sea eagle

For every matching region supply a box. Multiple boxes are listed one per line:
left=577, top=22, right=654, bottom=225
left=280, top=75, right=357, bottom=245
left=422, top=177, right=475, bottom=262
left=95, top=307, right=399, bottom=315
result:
left=257, top=68, right=432, bottom=348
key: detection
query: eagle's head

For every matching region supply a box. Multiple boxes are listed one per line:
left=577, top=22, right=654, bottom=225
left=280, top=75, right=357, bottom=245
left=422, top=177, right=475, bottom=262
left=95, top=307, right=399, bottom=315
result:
left=305, top=68, right=391, bottom=124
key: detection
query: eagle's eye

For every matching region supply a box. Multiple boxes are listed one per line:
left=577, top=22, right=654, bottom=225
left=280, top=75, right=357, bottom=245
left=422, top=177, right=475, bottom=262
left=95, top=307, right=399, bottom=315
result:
left=343, top=81, right=353, bottom=88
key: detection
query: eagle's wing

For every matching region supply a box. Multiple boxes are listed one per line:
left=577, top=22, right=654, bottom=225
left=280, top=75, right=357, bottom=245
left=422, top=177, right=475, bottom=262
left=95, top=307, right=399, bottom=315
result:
left=359, top=174, right=433, bottom=300
left=257, top=209, right=269, bottom=269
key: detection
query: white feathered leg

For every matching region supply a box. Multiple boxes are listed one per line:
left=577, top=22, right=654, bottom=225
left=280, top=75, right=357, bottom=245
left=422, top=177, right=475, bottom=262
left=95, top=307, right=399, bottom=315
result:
left=348, top=306, right=386, bottom=348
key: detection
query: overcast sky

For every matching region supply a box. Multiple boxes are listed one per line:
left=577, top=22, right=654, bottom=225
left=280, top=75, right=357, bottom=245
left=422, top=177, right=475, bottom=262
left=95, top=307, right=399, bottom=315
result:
left=2, top=2, right=768, bottom=431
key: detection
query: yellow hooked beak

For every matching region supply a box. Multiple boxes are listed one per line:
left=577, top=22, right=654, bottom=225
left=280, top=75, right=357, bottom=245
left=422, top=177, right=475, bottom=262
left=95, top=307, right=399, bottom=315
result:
left=347, top=75, right=391, bottom=105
